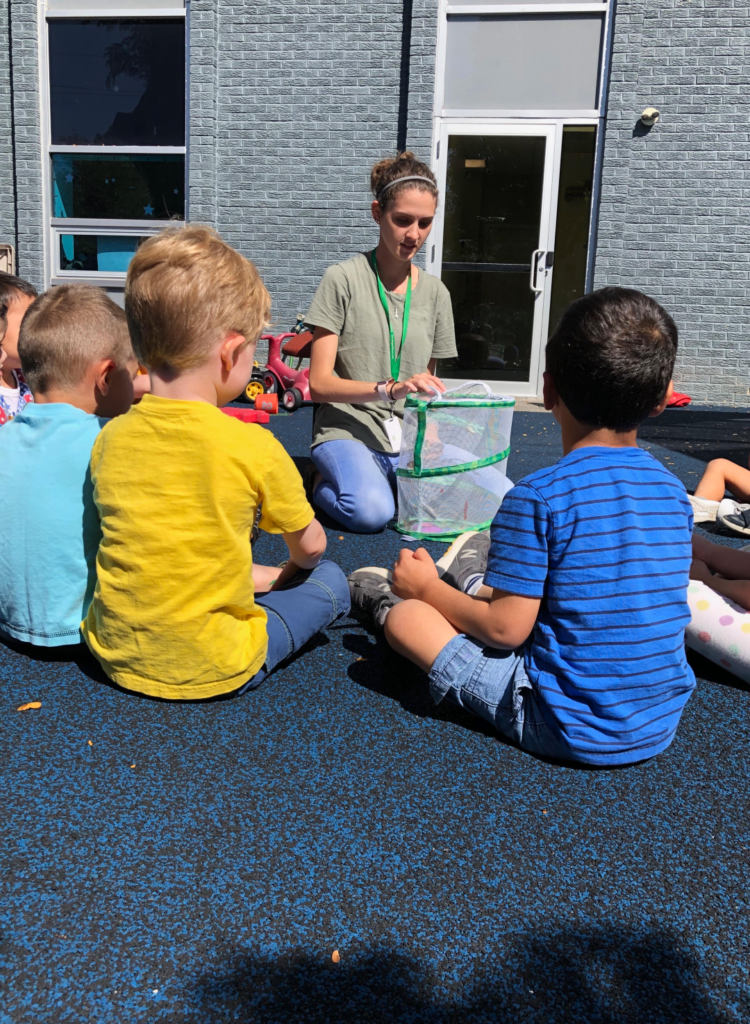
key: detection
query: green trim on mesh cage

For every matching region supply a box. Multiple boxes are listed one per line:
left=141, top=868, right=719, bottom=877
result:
left=396, top=444, right=511, bottom=480
left=405, top=395, right=516, bottom=410
left=413, top=402, right=428, bottom=475
left=394, top=518, right=496, bottom=541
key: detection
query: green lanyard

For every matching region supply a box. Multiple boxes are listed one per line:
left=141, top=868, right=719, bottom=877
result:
left=370, top=249, right=412, bottom=382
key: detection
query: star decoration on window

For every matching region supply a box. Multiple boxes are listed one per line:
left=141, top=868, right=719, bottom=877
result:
left=144, top=204, right=154, bottom=216
left=65, top=173, right=73, bottom=183
left=174, top=189, right=179, bottom=194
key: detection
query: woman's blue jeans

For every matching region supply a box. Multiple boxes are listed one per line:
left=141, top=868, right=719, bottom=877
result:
left=311, top=439, right=400, bottom=533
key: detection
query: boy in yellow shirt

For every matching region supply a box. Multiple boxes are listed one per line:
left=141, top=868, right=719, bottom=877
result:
left=83, top=226, right=349, bottom=700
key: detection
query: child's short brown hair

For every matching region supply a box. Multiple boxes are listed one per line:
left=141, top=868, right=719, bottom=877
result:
left=18, top=284, right=133, bottom=394
left=546, top=287, right=678, bottom=432
left=0, top=271, right=38, bottom=309
left=124, top=225, right=271, bottom=373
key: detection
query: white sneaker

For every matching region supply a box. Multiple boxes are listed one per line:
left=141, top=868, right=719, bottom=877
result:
left=689, top=494, right=720, bottom=523
left=717, top=498, right=750, bottom=536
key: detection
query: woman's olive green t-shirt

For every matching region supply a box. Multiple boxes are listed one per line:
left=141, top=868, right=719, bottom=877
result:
left=305, top=252, right=457, bottom=453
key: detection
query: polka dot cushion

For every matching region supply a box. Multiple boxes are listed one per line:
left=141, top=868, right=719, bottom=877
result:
left=686, top=580, right=750, bottom=683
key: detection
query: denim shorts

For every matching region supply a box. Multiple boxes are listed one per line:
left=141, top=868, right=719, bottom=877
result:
left=428, top=634, right=571, bottom=760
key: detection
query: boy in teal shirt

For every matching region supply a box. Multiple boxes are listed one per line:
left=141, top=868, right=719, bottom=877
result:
left=0, top=285, right=137, bottom=647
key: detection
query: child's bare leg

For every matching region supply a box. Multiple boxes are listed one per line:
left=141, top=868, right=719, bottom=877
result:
left=384, top=599, right=460, bottom=672
left=694, top=459, right=750, bottom=502
left=693, top=533, right=750, bottom=581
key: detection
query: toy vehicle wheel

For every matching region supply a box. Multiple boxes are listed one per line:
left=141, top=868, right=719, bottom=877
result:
left=282, top=387, right=303, bottom=412
left=262, top=372, right=279, bottom=394
left=244, top=379, right=265, bottom=402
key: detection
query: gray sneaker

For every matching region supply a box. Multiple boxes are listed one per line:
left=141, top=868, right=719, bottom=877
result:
left=718, top=498, right=750, bottom=536
left=435, top=530, right=491, bottom=591
left=348, top=567, right=401, bottom=630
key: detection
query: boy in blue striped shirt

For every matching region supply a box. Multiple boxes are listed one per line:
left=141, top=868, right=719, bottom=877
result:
left=352, top=288, right=695, bottom=766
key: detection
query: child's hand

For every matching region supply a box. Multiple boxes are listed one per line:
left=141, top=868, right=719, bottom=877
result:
left=392, top=547, right=439, bottom=601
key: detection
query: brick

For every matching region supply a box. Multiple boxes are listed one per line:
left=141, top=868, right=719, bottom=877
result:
left=595, top=0, right=750, bottom=405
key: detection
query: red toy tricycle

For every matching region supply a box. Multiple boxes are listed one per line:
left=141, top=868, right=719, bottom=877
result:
left=243, top=328, right=313, bottom=412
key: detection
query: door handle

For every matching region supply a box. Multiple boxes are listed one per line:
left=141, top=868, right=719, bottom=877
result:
left=529, top=249, right=544, bottom=294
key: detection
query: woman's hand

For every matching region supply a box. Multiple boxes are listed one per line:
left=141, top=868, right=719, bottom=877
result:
left=391, top=372, right=446, bottom=401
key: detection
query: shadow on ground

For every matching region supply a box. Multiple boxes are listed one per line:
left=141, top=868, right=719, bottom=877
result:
left=180, top=925, right=736, bottom=1023
left=341, top=628, right=498, bottom=740
left=639, top=409, right=750, bottom=466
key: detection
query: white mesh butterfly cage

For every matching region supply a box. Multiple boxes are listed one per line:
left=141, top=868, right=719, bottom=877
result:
left=396, top=382, right=515, bottom=540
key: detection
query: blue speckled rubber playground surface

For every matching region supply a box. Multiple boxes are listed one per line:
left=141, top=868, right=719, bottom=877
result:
left=2, top=405, right=749, bottom=1022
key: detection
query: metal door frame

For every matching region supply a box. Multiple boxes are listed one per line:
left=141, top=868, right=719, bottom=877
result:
left=430, top=119, right=562, bottom=398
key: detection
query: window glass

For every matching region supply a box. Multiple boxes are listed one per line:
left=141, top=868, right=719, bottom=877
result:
left=548, top=126, right=597, bottom=334
left=450, top=0, right=605, bottom=5
left=59, top=235, right=148, bottom=273
left=53, top=154, right=184, bottom=220
left=49, top=19, right=185, bottom=146
left=444, top=15, right=603, bottom=110
left=438, top=134, right=547, bottom=383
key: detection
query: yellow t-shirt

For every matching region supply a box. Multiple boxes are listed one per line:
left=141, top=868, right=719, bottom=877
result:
left=82, top=395, right=314, bottom=700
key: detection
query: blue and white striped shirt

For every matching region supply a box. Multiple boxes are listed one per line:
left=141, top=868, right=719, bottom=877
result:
left=485, top=446, right=695, bottom=765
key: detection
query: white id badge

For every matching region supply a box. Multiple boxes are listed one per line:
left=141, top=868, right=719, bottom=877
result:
left=384, top=414, right=402, bottom=453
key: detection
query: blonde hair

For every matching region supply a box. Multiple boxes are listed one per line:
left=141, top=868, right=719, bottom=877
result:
left=125, top=225, right=271, bottom=372
left=18, top=285, right=133, bottom=394
left=370, top=151, right=438, bottom=209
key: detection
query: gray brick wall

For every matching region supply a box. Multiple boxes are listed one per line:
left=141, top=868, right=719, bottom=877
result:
left=595, top=0, right=750, bottom=406
left=189, top=0, right=439, bottom=331
left=4, top=1, right=43, bottom=289
left=0, top=2, right=15, bottom=258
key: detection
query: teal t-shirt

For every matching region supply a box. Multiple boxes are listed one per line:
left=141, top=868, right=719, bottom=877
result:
left=0, top=403, right=107, bottom=646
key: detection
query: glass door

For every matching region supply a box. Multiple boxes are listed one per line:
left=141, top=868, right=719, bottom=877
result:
left=431, top=122, right=558, bottom=397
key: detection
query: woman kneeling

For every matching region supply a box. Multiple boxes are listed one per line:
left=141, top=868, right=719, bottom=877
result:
left=306, top=152, right=457, bottom=533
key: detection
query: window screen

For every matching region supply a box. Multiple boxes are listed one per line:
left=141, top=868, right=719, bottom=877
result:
left=49, top=18, right=185, bottom=146
left=444, top=14, right=604, bottom=111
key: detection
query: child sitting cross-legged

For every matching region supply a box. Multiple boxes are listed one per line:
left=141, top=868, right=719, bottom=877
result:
left=82, top=225, right=349, bottom=700
left=0, top=284, right=138, bottom=647
left=350, top=288, right=696, bottom=766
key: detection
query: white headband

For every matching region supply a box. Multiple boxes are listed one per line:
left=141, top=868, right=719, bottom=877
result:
left=376, top=175, right=436, bottom=200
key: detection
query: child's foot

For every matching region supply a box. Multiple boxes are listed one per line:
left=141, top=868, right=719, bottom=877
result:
left=718, top=498, right=750, bottom=536
left=348, top=567, right=401, bottom=630
left=436, top=530, right=490, bottom=594
left=689, top=494, right=720, bottom=523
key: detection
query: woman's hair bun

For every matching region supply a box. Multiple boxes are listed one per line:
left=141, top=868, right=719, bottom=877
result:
left=370, top=151, right=438, bottom=208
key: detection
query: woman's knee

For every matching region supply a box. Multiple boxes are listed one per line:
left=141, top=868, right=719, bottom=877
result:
left=350, top=489, right=395, bottom=532
left=311, top=441, right=395, bottom=532
left=321, top=481, right=394, bottom=532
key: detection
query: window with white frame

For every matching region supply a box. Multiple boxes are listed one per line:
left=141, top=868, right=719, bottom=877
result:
left=435, top=1, right=610, bottom=118
left=43, top=1, right=186, bottom=288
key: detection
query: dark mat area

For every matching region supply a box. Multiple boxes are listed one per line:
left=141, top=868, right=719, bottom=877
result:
left=3, top=406, right=750, bottom=1023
